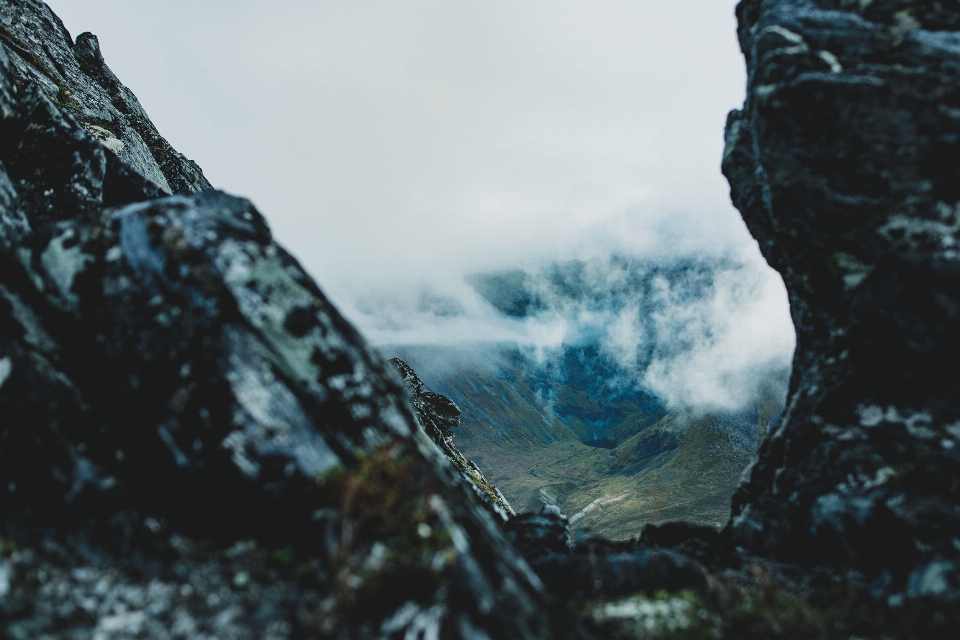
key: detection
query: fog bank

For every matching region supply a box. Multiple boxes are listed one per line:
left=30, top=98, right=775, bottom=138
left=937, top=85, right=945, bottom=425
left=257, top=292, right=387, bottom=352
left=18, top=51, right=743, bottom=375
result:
left=45, top=0, right=794, bottom=411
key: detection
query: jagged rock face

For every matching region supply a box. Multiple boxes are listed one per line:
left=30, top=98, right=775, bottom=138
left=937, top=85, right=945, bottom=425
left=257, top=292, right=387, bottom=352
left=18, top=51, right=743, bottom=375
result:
left=0, top=0, right=210, bottom=195
left=724, top=0, right=960, bottom=597
left=0, top=2, right=583, bottom=637
left=391, top=358, right=516, bottom=519
left=392, top=358, right=462, bottom=439
left=504, top=507, right=572, bottom=559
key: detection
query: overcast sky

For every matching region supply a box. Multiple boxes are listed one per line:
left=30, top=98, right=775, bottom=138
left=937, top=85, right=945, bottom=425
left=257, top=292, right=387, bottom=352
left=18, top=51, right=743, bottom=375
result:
left=43, top=1, right=794, bottom=404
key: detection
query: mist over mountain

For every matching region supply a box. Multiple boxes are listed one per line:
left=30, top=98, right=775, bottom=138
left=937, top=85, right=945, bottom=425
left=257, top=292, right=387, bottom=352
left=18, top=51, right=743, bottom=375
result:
left=468, top=254, right=793, bottom=411
left=41, top=0, right=791, bottom=417
left=376, top=252, right=793, bottom=416
left=382, top=255, right=793, bottom=537
left=42, top=0, right=750, bottom=326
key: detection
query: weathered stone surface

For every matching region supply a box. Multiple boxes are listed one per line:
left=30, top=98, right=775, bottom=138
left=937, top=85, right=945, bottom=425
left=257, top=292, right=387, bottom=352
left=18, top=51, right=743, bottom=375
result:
left=0, top=0, right=211, bottom=195
left=723, top=0, right=960, bottom=600
left=504, top=506, right=571, bottom=560
left=506, top=510, right=709, bottom=601
left=0, top=3, right=586, bottom=636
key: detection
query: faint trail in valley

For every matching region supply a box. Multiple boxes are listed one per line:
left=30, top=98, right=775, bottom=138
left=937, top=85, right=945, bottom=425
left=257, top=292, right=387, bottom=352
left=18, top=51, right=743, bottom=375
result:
left=569, top=492, right=631, bottom=525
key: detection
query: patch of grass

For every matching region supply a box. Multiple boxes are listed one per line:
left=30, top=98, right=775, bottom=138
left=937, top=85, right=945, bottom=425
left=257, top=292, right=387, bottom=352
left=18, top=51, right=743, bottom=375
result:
left=307, top=445, right=458, bottom=636
left=582, top=572, right=960, bottom=640
left=0, top=538, right=17, bottom=557
left=272, top=546, right=294, bottom=566
left=711, top=561, right=960, bottom=639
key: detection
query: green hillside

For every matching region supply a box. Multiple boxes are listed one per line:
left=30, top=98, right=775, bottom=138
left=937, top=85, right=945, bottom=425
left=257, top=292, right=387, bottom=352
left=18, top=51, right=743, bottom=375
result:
left=386, top=344, right=783, bottom=540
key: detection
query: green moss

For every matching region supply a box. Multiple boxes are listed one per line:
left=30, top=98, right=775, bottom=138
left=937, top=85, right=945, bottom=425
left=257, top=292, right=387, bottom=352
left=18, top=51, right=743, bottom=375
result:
left=578, top=555, right=960, bottom=638
left=273, top=546, right=294, bottom=566
left=55, top=86, right=80, bottom=110
left=708, top=562, right=960, bottom=639
left=724, top=575, right=838, bottom=638
left=458, top=461, right=506, bottom=510
left=0, top=538, right=17, bottom=556
left=0, top=26, right=78, bottom=110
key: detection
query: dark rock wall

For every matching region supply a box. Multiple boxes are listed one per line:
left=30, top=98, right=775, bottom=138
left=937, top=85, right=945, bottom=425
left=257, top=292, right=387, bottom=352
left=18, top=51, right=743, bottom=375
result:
left=0, top=2, right=586, bottom=637
left=724, top=0, right=960, bottom=597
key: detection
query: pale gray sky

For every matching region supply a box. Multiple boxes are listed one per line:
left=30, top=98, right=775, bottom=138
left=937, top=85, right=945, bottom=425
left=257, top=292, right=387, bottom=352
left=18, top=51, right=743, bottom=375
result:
left=43, top=1, right=794, bottom=407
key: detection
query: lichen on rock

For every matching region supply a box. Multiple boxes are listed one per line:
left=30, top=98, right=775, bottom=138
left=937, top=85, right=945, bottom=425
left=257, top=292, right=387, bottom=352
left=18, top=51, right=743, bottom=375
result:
left=723, top=0, right=960, bottom=601
left=0, top=4, right=582, bottom=637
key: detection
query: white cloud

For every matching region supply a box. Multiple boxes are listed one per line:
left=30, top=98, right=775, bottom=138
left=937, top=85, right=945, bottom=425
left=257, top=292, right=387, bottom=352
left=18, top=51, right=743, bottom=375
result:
left=46, top=0, right=748, bottom=287
left=44, top=0, right=793, bottom=410
left=638, top=258, right=795, bottom=411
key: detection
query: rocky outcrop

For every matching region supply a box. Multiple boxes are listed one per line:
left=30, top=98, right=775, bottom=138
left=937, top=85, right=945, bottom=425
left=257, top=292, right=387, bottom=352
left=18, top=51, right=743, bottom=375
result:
left=391, top=358, right=516, bottom=519
left=0, top=0, right=210, bottom=195
left=6, top=0, right=960, bottom=635
left=723, top=0, right=960, bottom=600
left=0, top=2, right=587, bottom=637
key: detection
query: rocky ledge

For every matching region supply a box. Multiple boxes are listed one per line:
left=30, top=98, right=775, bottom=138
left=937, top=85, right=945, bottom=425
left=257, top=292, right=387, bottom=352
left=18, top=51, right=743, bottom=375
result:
left=2, top=0, right=960, bottom=638
left=391, top=358, right=516, bottom=519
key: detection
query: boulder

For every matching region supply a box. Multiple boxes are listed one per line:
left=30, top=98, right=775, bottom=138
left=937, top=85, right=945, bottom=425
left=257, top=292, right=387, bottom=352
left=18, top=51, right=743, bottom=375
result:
left=724, top=0, right=960, bottom=601
left=0, top=3, right=584, bottom=636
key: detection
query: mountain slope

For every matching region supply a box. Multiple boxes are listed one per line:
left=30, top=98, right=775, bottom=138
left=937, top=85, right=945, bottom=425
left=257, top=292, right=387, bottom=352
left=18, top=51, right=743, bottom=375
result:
left=389, top=344, right=783, bottom=539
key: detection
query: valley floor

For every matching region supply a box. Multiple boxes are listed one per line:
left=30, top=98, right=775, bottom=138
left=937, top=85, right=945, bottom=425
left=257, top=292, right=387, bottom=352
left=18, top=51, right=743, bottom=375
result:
left=458, top=410, right=759, bottom=540
left=389, top=344, right=780, bottom=540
